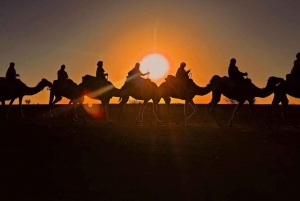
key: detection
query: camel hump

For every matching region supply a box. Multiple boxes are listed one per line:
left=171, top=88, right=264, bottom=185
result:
left=82, top=75, right=97, bottom=82
left=0, top=77, right=25, bottom=88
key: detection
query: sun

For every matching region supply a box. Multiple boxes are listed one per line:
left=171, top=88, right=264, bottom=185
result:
left=140, top=53, right=169, bottom=79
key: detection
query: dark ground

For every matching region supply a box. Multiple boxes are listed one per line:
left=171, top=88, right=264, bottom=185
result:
left=1, top=104, right=300, bottom=200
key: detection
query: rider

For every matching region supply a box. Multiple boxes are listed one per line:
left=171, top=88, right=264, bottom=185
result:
left=56, top=64, right=69, bottom=94
left=96, top=61, right=108, bottom=86
left=128, top=63, right=150, bottom=94
left=128, top=62, right=150, bottom=83
left=5, top=62, right=19, bottom=94
left=176, top=62, right=190, bottom=89
left=290, top=52, right=300, bottom=84
left=57, top=64, right=69, bottom=80
left=228, top=58, right=248, bottom=83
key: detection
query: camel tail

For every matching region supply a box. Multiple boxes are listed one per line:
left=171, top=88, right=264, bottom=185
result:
left=118, top=97, right=122, bottom=103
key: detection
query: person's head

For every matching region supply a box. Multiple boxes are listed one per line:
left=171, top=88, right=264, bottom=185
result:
left=97, top=61, right=103, bottom=67
left=230, top=58, right=236, bottom=65
left=9, top=62, right=15, bottom=68
left=135, top=62, right=140, bottom=69
left=180, top=62, right=186, bottom=68
left=61, top=65, right=65, bottom=70
left=296, top=52, right=300, bottom=59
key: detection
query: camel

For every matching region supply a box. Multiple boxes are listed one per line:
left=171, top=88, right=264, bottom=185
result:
left=204, top=76, right=284, bottom=126
left=0, top=78, right=52, bottom=118
left=118, top=78, right=160, bottom=123
left=156, top=75, right=221, bottom=126
left=266, top=80, right=300, bottom=128
left=49, top=79, right=84, bottom=120
left=79, top=75, right=121, bottom=122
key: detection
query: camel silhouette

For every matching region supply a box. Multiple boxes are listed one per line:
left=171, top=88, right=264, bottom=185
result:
left=205, top=76, right=284, bottom=126
left=156, top=75, right=221, bottom=126
left=79, top=75, right=121, bottom=122
left=0, top=78, right=52, bottom=118
left=49, top=79, right=84, bottom=121
left=118, top=78, right=160, bottom=123
left=267, top=80, right=300, bottom=128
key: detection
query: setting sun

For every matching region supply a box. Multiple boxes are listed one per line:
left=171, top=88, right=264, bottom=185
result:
left=140, top=53, right=169, bottom=79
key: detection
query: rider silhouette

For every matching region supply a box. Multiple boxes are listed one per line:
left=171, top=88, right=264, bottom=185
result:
left=6, top=62, right=19, bottom=84
left=128, top=62, right=149, bottom=81
left=128, top=63, right=150, bottom=94
left=176, top=62, right=190, bottom=89
left=228, top=58, right=248, bottom=83
left=290, top=52, right=300, bottom=83
left=5, top=62, right=20, bottom=95
left=96, top=61, right=108, bottom=86
left=57, top=65, right=68, bottom=81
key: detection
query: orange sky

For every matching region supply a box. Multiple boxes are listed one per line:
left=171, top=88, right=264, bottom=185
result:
left=1, top=1, right=299, bottom=105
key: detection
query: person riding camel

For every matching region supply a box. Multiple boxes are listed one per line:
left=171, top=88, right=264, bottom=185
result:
left=5, top=62, right=20, bottom=95
left=128, top=62, right=150, bottom=83
left=176, top=62, right=190, bottom=90
left=289, top=52, right=300, bottom=85
left=96, top=61, right=108, bottom=86
left=55, top=64, right=69, bottom=95
left=57, top=64, right=68, bottom=81
left=128, top=62, right=150, bottom=93
left=228, top=58, right=248, bottom=84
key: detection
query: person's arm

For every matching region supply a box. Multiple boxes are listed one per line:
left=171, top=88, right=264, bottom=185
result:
left=141, top=72, right=150, bottom=76
left=235, top=68, right=247, bottom=77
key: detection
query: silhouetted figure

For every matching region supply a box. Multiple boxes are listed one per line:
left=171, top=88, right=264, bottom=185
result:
left=57, top=65, right=68, bottom=80
left=176, top=62, right=190, bottom=89
left=228, top=58, right=248, bottom=83
left=96, top=61, right=108, bottom=86
left=127, top=63, right=150, bottom=95
left=5, top=62, right=20, bottom=95
left=290, top=52, right=300, bottom=83
left=6, top=62, right=19, bottom=84
left=128, top=63, right=149, bottom=80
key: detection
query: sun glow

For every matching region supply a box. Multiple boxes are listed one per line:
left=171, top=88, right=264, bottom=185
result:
left=140, top=53, right=169, bottom=79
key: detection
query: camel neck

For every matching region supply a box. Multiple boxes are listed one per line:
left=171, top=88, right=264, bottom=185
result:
left=256, top=82, right=275, bottom=98
left=24, top=82, right=45, bottom=96
left=194, top=83, right=213, bottom=96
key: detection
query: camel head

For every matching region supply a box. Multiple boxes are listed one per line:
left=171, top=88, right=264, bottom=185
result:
left=40, top=78, right=53, bottom=90
left=267, top=77, right=284, bottom=87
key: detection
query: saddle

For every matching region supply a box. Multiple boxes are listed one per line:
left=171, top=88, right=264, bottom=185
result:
left=165, top=75, right=192, bottom=95
left=125, top=76, right=151, bottom=95
left=82, top=75, right=108, bottom=88
left=286, top=74, right=299, bottom=86
left=0, top=77, right=25, bottom=95
left=222, top=76, right=253, bottom=89
left=53, top=79, right=76, bottom=92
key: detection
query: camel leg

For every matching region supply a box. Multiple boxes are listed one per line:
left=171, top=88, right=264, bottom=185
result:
left=228, top=101, right=244, bottom=126
left=65, top=100, right=73, bottom=119
left=6, top=98, right=16, bottom=119
left=19, top=96, right=25, bottom=118
left=152, top=100, right=162, bottom=123
left=164, top=96, right=178, bottom=124
left=280, top=94, right=297, bottom=129
left=102, top=100, right=113, bottom=122
left=248, top=100, right=258, bottom=126
left=50, top=96, right=62, bottom=118
left=118, top=96, right=129, bottom=121
left=266, top=92, right=281, bottom=129
left=187, top=100, right=199, bottom=121
left=184, top=100, right=190, bottom=126
left=205, top=91, right=221, bottom=126
left=136, top=100, right=148, bottom=123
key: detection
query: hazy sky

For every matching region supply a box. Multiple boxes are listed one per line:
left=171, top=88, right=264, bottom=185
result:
left=1, top=0, right=299, bottom=104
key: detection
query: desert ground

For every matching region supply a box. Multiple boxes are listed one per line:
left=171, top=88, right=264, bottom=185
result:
left=1, top=104, right=300, bottom=200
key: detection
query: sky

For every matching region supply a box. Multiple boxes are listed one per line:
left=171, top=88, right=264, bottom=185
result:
left=1, top=0, right=299, bottom=104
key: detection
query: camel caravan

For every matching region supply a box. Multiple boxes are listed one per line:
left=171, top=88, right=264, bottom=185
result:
left=1, top=52, right=300, bottom=127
